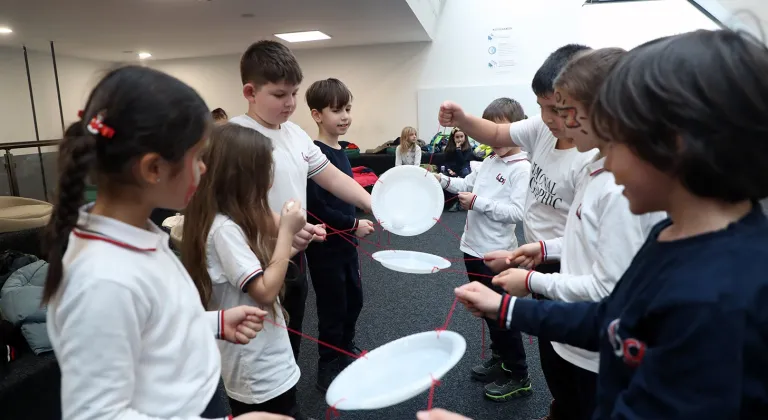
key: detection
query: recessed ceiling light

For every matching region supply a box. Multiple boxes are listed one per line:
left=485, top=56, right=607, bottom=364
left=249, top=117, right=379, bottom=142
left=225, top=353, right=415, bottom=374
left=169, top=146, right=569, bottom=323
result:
left=0, top=27, right=13, bottom=35
left=274, top=31, right=331, bottom=43
left=138, top=52, right=152, bottom=60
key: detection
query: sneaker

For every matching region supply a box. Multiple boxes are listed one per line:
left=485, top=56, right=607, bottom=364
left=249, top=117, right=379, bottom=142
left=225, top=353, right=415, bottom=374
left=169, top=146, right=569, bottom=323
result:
left=470, top=354, right=505, bottom=383
left=483, top=369, right=532, bottom=402
left=316, top=357, right=344, bottom=392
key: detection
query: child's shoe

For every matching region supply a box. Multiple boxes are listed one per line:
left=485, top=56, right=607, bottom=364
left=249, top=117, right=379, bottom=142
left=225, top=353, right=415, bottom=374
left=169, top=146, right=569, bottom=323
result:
left=470, top=352, right=505, bottom=382
left=483, top=366, right=532, bottom=402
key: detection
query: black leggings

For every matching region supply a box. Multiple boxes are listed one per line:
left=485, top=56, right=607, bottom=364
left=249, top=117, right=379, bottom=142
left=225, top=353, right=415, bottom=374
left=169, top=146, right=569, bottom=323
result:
left=228, top=386, right=305, bottom=420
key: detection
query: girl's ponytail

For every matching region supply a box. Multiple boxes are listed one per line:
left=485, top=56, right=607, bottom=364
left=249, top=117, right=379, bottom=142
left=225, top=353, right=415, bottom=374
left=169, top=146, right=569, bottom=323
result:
left=42, top=122, right=97, bottom=303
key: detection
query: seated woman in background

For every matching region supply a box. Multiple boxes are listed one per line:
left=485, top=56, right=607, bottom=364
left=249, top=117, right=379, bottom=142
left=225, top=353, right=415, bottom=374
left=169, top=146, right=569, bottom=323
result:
left=443, top=127, right=474, bottom=178
left=212, top=108, right=228, bottom=125
left=395, top=126, right=422, bottom=166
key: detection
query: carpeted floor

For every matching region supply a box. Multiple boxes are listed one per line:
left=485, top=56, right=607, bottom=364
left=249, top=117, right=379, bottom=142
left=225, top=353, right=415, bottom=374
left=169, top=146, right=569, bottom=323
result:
left=294, top=211, right=551, bottom=420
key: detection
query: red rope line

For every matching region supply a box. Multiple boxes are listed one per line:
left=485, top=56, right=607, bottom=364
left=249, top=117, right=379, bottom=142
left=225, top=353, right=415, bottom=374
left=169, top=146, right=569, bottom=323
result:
left=481, top=319, right=486, bottom=360
left=427, top=375, right=442, bottom=409
left=436, top=296, right=460, bottom=337
left=263, top=317, right=368, bottom=361
left=326, top=398, right=345, bottom=420
left=432, top=217, right=482, bottom=257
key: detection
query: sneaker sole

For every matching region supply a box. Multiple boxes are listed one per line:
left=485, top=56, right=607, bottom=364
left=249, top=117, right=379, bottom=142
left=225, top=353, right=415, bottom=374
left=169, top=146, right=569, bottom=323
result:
left=484, top=385, right=533, bottom=402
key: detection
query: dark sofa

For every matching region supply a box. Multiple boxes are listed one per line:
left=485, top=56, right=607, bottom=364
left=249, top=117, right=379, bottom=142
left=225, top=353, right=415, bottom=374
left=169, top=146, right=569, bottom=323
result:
left=0, top=227, right=61, bottom=420
left=348, top=152, right=446, bottom=176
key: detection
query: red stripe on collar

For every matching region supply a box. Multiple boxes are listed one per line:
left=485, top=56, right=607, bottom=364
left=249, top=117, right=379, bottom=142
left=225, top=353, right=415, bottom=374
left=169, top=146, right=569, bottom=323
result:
left=505, top=158, right=529, bottom=164
left=589, top=168, right=606, bottom=177
left=72, top=228, right=157, bottom=252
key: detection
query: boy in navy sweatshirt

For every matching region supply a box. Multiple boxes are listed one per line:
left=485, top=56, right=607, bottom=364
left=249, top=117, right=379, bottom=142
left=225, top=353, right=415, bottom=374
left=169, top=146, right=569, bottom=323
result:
left=437, top=30, right=768, bottom=420
left=305, top=78, right=375, bottom=392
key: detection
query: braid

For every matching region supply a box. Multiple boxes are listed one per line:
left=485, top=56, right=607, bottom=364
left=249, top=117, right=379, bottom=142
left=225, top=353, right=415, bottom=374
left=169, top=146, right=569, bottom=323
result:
left=42, top=122, right=97, bottom=303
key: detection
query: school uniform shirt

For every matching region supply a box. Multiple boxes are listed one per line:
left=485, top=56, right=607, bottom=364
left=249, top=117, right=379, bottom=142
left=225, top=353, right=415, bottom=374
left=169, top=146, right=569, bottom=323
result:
left=523, top=156, right=664, bottom=372
left=439, top=151, right=530, bottom=257
left=206, top=214, right=300, bottom=404
left=499, top=203, right=768, bottom=419
left=46, top=206, right=225, bottom=420
left=510, top=116, right=598, bottom=244
left=306, top=141, right=359, bottom=257
left=230, top=115, right=330, bottom=212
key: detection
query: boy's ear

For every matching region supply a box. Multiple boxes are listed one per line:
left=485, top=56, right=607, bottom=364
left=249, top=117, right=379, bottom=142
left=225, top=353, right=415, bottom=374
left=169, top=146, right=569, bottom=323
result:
left=242, top=83, right=259, bottom=103
left=311, top=109, right=323, bottom=124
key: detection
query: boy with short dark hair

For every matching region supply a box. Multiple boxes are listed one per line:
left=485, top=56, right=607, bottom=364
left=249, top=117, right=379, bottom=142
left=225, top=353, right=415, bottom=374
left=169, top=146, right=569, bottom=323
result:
left=304, top=78, right=375, bottom=391
left=230, top=41, right=372, bottom=361
left=440, top=45, right=596, bottom=411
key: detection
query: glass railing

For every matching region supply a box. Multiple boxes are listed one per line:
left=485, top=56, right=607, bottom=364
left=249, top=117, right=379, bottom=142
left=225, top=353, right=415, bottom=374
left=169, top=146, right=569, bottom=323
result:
left=1, top=140, right=59, bottom=202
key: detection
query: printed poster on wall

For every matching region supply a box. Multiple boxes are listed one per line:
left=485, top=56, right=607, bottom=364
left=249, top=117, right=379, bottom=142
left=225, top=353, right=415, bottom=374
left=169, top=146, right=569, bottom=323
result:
left=487, top=27, right=515, bottom=74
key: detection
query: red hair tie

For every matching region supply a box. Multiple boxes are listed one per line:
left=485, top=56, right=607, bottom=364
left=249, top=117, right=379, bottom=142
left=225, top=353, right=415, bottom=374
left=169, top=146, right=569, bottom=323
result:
left=86, top=113, right=115, bottom=139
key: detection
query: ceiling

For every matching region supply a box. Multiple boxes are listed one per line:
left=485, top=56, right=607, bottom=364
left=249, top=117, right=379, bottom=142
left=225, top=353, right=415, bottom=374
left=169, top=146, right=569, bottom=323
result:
left=688, top=0, right=768, bottom=38
left=0, top=0, right=432, bottom=62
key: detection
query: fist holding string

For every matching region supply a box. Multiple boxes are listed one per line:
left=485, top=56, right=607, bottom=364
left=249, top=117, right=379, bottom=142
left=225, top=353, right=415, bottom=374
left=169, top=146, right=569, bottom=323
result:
left=438, top=101, right=467, bottom=127
left=355, top=219, right=376, bottom=238
left=221, top=305, right=267, bottom=344
left=492, top=268, right=532, bottom=297
left=454, top=282, right=502, bottom=320
left=280, top=199, right=307, bottom=235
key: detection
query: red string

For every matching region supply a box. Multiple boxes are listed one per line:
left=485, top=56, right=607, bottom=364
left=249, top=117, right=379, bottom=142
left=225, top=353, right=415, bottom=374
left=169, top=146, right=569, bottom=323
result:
left=481, top=319, right=486, bottom=360
left=427, top=375, right=442, bottom=409
left=326, top=398, right=345, bottom=420
left=432, top=217, right=482, bottom=257
left=263, top=317, right=368, bottom=361
left=424, top=154, right=436, bottom=177
left=436, top=296, right=460, bottom=337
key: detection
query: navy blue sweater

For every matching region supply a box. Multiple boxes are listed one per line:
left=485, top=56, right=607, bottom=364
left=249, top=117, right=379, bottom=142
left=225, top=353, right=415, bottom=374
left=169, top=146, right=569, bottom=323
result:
left=306, top=141, right=358, bottom=257
left=499, top=203, right=768, bottom=419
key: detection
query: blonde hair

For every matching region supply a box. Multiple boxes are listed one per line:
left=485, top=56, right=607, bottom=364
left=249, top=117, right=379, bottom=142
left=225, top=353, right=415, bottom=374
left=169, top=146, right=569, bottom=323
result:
left=400, top=126, right=418, bottom=150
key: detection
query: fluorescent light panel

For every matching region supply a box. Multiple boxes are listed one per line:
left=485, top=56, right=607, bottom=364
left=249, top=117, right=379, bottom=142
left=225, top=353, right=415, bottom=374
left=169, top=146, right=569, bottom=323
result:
left=0, top=27, right=13, bottom=34
left=138, top=52, right=152, bottom=59
left=274, top=30, right=331, bottom=43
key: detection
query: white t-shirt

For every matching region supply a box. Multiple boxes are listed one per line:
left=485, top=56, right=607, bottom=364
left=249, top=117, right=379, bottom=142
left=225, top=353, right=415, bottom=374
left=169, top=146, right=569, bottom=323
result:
left=206, top=214, right=300, bottom=404
left=509, top=116, right=598, bottom=244
left=527, top=156, right=666, bottom=372
left=47, top=206, right=224, bottom=420
left=440, top=152, right=530, bottom=257
left=229, top=115, right=329, bottom=211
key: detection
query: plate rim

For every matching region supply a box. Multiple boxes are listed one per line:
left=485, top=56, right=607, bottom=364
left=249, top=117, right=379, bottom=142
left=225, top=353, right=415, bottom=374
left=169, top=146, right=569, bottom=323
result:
left=326, top=330, right=467, bottom=410
left=371, top=249, right=451, bottom=272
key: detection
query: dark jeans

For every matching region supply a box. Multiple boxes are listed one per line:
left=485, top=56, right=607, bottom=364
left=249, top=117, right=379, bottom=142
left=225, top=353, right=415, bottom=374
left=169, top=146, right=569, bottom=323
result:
left=229, top=386, right=305, bottom=420
left=464, top=253, right=528, bottom=378
left=283, top=253, right=309, bottom=360
left=306, top=250, right=363, bottom=363
left=538, top=338, right=597, bottom=420
left=200, top=379, right=229, bottom=418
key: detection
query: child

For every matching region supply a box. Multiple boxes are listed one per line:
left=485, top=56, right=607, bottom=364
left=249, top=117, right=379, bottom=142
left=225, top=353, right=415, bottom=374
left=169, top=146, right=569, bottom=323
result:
left=212, top=108, right=228, bottom=125
left=230, top=40, right=372, bottom=359
left=443, top=127, right=474, bottom=178
left=492, top=48, right=665, bottom=419
left=439, top=44, right=596, bottom=408
left=395, top=126, right=422, bottom=166
left=454, top=29, right=768, bottom=419
left=182, top=124, right=309, bottom=419
left=42, top=66, right=275, bottom=420
left=437, top=98, right=532, bottom=402
left=304, top=78, right=376, bottom=391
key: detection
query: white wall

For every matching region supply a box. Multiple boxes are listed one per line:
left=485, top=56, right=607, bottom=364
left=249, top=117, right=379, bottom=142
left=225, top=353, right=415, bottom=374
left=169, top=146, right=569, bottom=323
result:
left=0, top=46, right=112, bottom=154
left=150, top=0, right=718, bottom=150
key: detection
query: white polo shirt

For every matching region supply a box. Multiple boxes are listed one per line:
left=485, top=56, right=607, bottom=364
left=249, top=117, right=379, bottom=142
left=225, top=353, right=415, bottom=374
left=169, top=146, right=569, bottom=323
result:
left=510, top=116, right=598, bottom=244
left=206, top=214, right=300, bottom=404
left=440, top=152, right=530, bottom=257
left=46, top=206, right=225, bottom=420
left=230, top=115, right=329, bottom=212
left=526, top=156, right=666, bottom=372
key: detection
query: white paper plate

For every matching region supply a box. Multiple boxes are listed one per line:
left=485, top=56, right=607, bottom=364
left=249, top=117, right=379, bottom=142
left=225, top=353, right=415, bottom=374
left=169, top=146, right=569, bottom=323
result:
left=326, top=330, right=467, bottom=410
left=372, top=250, right=451, bottom=274
left=371, top=165, right=444, bottom=236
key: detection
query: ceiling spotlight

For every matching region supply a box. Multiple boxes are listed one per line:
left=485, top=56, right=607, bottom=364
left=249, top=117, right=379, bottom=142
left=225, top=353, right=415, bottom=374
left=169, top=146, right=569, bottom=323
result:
left=138, top=52, right=152, bottom=60
left=274, top=31, right=331, bottom=43
left=0, top=27, right=13, bottom=35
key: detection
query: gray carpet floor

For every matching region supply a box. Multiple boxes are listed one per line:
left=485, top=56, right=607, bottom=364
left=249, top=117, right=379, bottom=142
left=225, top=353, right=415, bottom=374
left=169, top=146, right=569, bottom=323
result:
left=294, top=211, right=551, bottom=420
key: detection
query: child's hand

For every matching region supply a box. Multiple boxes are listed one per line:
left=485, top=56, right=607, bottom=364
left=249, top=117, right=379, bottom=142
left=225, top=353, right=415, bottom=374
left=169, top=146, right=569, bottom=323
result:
left=492, top=268, right=531, bottom=297
left=457, top=192, right=475, bottom=210
left=448, top=169, right=456, bottom=176
left=234, top=413, right=293, bottom=420
left=311, top=223, right=327, bottom=242
left=508, top=243, right=543, bottom=268
left=417, top=408, right=473, bottom=420
left=438, top=101, right=466, bottom=127
left=222, top=306, right=266, bottom=344
left=355, top=219, right=375, bottom=238
left=483, top=250, right=514, bottom=273
left=280, top=200, right=307, bottom=235
left=454, top=282, right=501, bottom=319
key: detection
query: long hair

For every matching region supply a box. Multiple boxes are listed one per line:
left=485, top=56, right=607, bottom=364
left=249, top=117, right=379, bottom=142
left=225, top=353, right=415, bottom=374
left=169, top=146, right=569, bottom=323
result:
left=181, top=124, right=282, bottom=314
left=43, top=66, right=209, bottom=303
left=400, top=126, right=418, bottom=151
left=444, top=127, right=470, bottom=154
